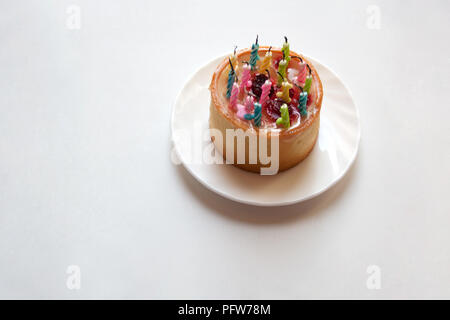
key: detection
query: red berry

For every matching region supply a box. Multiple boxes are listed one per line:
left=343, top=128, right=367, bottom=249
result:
left=264, top=98, right=299, bottom=121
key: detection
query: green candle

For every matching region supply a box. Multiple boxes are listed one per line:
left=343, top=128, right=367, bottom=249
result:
left=303, top=75, right=312, bottom=94
left=277, top=59, right=287, bottom=86
left=282, top=36, right=290, bottom=65
left=276, top=104, right=290, bottom=129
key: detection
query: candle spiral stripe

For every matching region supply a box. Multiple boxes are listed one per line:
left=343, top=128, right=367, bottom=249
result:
left=259, top=80, right=272, bottom=106
left=298, top=92, right=308, bottom=116
left=276, top=103, right=290, bottom=129
left=303, top=75, right=312, bottom=94
left=249, top=37, right=260, bottom=71
left=240, top=64, right=252, bottom=92
left=276, top=81, right=293, bottom=103
left=259, top=51, right=272, bottom=73
left=277, top=60, right=287, bottom=86
left=244, top=103, right=262, bottom=127
left=282, top=37, right=290, bottom=65
left=226, top=69, right=235, bottom=99
left=230, top=83, right=239, bottom=110
left=253, top=103, right=262, bottom=127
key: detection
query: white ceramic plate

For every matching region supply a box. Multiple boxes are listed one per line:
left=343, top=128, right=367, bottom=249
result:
left=171, top=55, right=360, bottom=206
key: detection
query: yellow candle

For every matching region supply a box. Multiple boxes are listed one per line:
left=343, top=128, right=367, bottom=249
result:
left=277, top=59, right=288, bottom=86
left=259, top=50, right=272, bottom=73
left=276, top=81, right=293, bottom=103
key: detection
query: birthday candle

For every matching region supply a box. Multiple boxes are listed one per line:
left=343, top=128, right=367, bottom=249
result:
left=259, top=80, right=272, bottom=106
left=252, top=103, right=262, bottom=127
left=303, top=75, right=312, bottom=94
left=244, top=95, right=254, bottom=112
left=226, top=71, right=235, bottom=99
left=259, top=48, right=272, bottom=73
left=276, top=80, right=293, bottom=103
left=296, top=63, right=307, bottom=84
left=249, top=35, right=260, bottom=71
left=230, top=82, right=239, bottom=110
left=298, top=91, right=308, bottom=116
left=276, top=104, right=290, bottom=129
left=226, top=58, right=236, bottom=99
left=282, top=36, right=290, bottom=65
left=277, top=59, right=288, bottom=86
left=244, top=102, right=262, bottom=127
left=229, top=47, right=239, bottom=74
left=240, top=64, right=252, bottom=92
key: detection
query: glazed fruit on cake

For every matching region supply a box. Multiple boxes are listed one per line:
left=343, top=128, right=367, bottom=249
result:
left=209, top=36, right=323, bottom=173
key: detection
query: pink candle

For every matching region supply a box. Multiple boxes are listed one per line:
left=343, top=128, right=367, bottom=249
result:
left=240, top=64, right=252, bottom=92
left=297, top=63, right=307, bottom=84
left=244, top=95, right=254, bottom=112
left=236, top=104, right=247, bottom=119
left=259, top=80, right=272, bottom=106
left=230, top=83, right=239, bottom=110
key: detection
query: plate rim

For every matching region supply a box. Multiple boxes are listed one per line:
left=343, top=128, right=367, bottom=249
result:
left=171, top=53, right=361, bottom=207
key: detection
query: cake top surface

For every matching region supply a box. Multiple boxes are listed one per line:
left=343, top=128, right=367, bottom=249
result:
left=210, top=36, right=323, bottom=135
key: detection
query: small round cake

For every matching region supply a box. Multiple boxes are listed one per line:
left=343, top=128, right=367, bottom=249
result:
left=209, top=37, right=323, bottom=174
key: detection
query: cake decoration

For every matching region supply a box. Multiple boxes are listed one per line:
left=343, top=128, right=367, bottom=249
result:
left=276, top=78, right=293, bottom=103
left=259, top=79, right=272, bottom=106
left=276, top=104, right=290, bottom=129
left=298, top=91, right=308, bottom=117
left=281, top=37, right=290, bottom=65
left=226, top=58, right=236, bottom=99
left=229, top=82, right=239, bottom=110
left=244, top=102, right=262, bottom=127
left=303, top=75, right=312, bottom=94
left=259, top=47, right=272, bottom=73
left=277, top=53, right=288, bottom=86
left=249, top=35, right=260, bottom=70
left=240, top=63, right=252, bottom=92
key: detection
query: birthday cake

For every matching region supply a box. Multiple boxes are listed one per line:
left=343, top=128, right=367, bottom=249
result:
left=209, top=36, right=323, bottom=173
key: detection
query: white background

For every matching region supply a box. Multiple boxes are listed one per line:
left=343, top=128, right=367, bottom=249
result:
left=0, top=0, right=449, bottom=299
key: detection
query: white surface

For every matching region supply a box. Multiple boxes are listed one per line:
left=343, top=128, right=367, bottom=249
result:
left=172, top=55, right=360, bottom=206
left=0, top=0, right=449, bottom=299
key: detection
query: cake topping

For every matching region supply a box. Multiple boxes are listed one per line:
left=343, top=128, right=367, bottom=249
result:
left=276, top=79, right=293, bottom=103
left=298, top=91, right=308, bottom=117
left=240, top=63, right=252, bottom=92
left=281, top=37, right=291, bottom=65
left=226, top=58, right=236, bottom=99
left=229, top=82, right=239, bottom=111
left=277, top=54, right=288, bottom=86
left=244, top=102, right=262, bottom=127
left=258, top=79, right=272, bottom=106
left=276, top=104, right=290, bottom=129
left=225, top=36, right=315, bottom=130
left=249, top=35, right=260, bottom=71
left=303, top=75, right=312, bottom=94
left=259, top=46, right=272, bottom=73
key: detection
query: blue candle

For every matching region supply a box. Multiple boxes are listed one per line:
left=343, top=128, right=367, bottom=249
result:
left=244, top=103, right=262, bottom=127
left=226, top=58, right=236, bottom=99
left=249, top=35, right=260, bottom=71
left=298, top=92, right=308, bottom=116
